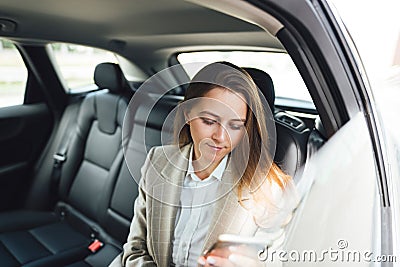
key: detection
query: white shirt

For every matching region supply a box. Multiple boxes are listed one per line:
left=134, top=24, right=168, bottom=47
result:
left=171, top=146, right=228, bottom=267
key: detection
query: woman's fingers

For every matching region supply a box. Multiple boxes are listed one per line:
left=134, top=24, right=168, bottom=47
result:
left=198, top=256, right=207, bottom=266
left=198, top=256, right=235, bottom=267
left=198, top=254, right=262, bottom=267
left=198, top=245, right=263, bottom=266
left=207, top=256, right=235, bottom=267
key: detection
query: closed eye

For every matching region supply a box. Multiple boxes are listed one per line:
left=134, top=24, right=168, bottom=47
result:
left=229, top=122, right=245, bottom=130
left=200, top=117, right=217, bottom=125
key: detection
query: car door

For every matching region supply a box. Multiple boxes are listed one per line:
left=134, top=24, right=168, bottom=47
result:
left=187, top=0, right=396, bottom=264
left=0, top=40, right=54, bottom=211
left=248, top=0, right=393, bottom=264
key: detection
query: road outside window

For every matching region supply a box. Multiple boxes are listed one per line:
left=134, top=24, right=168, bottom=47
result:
left=0, top=39, right=27, bottom=108
left=177, top=51, right=312, bottom=103
left=49, top=43, right=117, bottom=93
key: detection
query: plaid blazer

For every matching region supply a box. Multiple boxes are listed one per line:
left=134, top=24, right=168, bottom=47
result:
left=120, top=144, right=279, bottom=267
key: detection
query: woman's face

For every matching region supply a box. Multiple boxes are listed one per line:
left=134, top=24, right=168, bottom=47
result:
left=186, top=87, right=248, bottom=168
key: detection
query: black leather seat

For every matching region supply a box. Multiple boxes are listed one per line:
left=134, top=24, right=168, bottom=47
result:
left=68, top=77, right=181, bottom=266
left=123, top=87, right=181, bottom=182
left=244, top=67, right=311, bottom=181
left=244, top=68, right=275, bottom=112
left=0, top=63, right=317, bottom=266
left=0, top=63, right=130, bottom=267
left=306, top=116, right=326, bottom=160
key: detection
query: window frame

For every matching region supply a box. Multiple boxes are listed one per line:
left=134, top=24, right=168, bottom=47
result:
left=0, top=39, right=29, bottom=108
left=172, top=50, right=317, bottom=114
left=47, top=42, right=118, bottom=94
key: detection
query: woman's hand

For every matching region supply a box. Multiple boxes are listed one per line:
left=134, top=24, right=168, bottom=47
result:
left=198, top=245, right=264, bottom=267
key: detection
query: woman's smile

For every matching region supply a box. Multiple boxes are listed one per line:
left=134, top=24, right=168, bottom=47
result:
left=206, top=143, right=224, bottom=151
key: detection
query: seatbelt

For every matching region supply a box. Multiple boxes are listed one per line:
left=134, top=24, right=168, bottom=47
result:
left=50, top=101, right=81, bottom=203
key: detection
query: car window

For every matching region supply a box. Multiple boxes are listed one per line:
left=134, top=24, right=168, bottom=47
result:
left=48, top=43, right=118, bottom=93
left=177, top=51, right=312, bottom=104
left=0, top=38, right=28, bottom=108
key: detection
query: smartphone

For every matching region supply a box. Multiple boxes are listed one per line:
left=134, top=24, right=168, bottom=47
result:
left=203, top=234, right=272, bottom=258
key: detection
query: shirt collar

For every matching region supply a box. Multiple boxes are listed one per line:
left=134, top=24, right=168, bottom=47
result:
left=186, top=145, right=228, bottom=181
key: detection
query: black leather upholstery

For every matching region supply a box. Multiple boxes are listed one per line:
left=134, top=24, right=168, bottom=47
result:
left=314, top=116, right=327, bottom=140
left=244, top=67, right=311, bottom=180
left=0, top=63, right=180, bottom=267
left=0, top=63, right=131, bottom=267
left=0, top=63, right=318, bottom=266
left=94, top=63, right=126, bottom=94
left=306, top=116, right=327, bottom=162
left=123, top=92, right=179, bottom=183
left=244, top=67, right=275, bottom=112
left=274, top=118, right=310, bottom=181
left=0, top=208, right=92, bottom=267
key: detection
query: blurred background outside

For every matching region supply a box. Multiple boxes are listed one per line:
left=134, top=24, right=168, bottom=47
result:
left=0, top=1, right=399, bottom=111
left=0, top=41, right=116, bottom=107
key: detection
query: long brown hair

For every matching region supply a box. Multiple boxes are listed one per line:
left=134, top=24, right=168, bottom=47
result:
left=174, top=62, right=290, bottom=200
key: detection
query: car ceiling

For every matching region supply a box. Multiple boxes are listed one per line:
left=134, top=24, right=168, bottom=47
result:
left=0, top=0, right=284, bottom=73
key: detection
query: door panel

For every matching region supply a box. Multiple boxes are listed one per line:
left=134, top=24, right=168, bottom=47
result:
left=0, top=103, right=52, bottom=210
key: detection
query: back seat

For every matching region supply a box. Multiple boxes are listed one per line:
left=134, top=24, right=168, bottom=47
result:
left=0, top=63, right=318, bottom=266
left=0, top=62, right=181, bottom=267
left=107, top=68, right=318, bottom=266
left=122, top=90, right=178, bottom=183
left=244, top=67, right=311, bottom=181
left=0, top=63, right=132, bottom=267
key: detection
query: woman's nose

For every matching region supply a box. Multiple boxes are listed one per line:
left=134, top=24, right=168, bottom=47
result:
left=212, top=124, right=227, bottom=142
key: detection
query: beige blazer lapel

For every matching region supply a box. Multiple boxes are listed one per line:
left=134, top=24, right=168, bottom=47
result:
left=148, top=145, right=258, bottom=265
left=201, top=160, right=259, bottom=253
left=149, top=145, right=190, bottom=267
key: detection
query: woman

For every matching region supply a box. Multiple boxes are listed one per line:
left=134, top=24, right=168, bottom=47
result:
left=117, top=62, right=298, bottom=267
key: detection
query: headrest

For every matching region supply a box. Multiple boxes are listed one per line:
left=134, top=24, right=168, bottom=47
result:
left=243, top=67, right=275, bottom=112
left=94, top=63, right=125, bottom=94
left=314, top=116, right=327, bottom=139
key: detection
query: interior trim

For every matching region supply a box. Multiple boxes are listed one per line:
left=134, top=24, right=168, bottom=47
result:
left=186, top=0, right=284, bottom=36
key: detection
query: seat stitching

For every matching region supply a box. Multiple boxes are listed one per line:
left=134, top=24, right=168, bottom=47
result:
left=0, top=239, right=21, bottom=265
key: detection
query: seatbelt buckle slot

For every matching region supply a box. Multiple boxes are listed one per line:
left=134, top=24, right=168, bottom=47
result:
left=88, top=239, right=103, bottom=253
left=53, top=153, right=66, bottom=166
